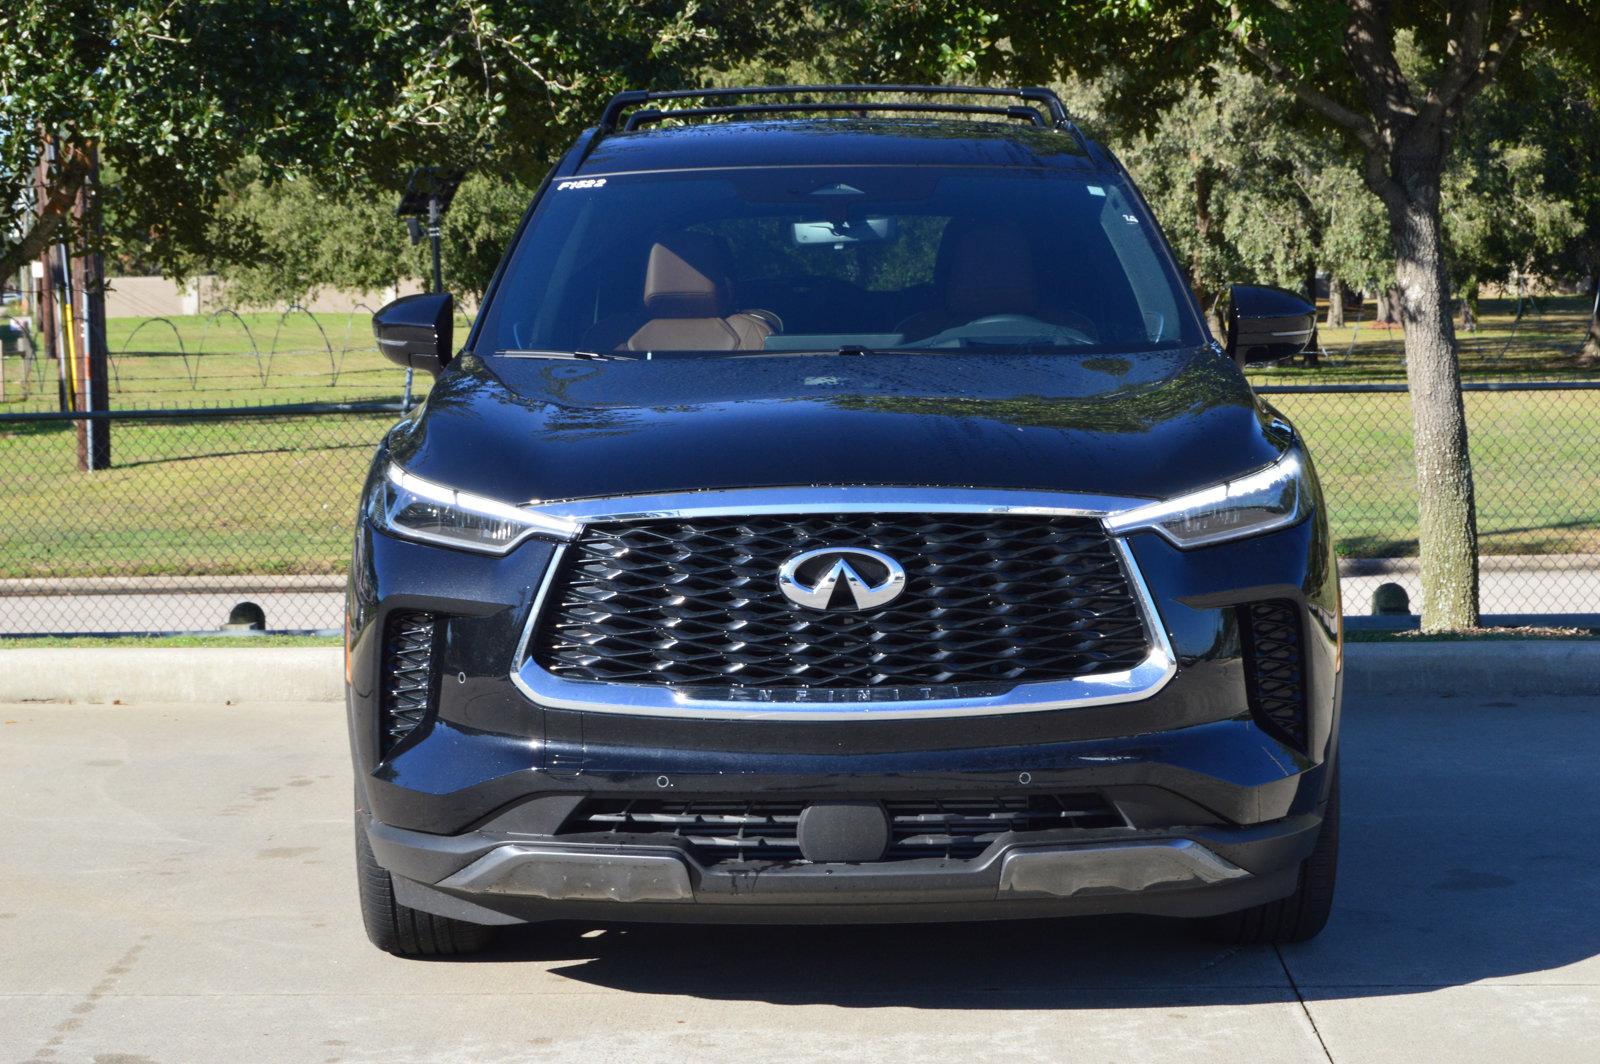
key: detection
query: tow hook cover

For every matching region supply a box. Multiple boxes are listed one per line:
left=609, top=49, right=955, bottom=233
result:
left=797, top=801, right=892, bottom=863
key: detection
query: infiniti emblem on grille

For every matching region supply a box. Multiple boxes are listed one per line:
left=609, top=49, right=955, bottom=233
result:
left=777, top=547, right=907, bottom=612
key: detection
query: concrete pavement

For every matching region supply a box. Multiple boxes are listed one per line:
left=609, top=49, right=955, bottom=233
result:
left=3, top=692, right=1599, bottom=1063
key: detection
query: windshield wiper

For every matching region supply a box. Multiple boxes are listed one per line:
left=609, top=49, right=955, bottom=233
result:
left=496, top=349, right=643, bottom=361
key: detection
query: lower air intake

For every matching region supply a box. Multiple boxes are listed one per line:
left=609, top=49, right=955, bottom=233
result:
left=559, top=794, right=1127, bottom=866
left=1239, top=599, right=1308, bottom=750
left=379, top=610, right=437, bottom=755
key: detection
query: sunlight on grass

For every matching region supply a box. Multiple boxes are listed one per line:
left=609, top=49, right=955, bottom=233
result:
left=1, top=297, right=1596, bottom=577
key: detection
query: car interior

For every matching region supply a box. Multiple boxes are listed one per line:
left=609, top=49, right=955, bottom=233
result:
left=485, top=171, right=1191, bottom=356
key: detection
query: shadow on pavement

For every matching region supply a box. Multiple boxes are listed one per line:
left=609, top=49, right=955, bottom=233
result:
left=470, top=696, right=1600, bottom=1006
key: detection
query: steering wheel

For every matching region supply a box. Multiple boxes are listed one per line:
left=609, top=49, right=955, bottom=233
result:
left=912, top=313, right=1099, bottom=348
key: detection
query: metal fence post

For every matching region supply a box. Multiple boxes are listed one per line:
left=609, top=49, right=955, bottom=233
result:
left=73, top=149, right=111, bottom=471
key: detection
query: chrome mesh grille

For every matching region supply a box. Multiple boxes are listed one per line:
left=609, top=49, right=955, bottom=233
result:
left=530, top=513, right=1149, bottom=693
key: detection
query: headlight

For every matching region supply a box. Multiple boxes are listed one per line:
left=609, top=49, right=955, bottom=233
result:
left=371, top=464, right=576, bottom=554
left=1106, top=448, right=1309, bottom=548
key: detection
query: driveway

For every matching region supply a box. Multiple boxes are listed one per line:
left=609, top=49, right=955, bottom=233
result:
left=2, top=692, right=1598, bottom=1063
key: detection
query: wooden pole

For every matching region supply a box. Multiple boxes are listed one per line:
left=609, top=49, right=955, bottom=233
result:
left=35, top=149, right=63, bottom=410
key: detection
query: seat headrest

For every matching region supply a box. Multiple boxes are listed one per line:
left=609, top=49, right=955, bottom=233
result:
left=937, top=219, right=1038, bottom=317
left=643, top=232, right=732, bottom=318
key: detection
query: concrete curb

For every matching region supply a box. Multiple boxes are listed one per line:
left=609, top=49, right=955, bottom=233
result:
left=4, top=641, right=1598, bottom=705
left=1339, top=640, right=1600, bottom=700
left=1338, top=553, right=1600, bottom=576
left=0, top=574, right=346, bottom=597
left=0, top=648, right=345, bottom=704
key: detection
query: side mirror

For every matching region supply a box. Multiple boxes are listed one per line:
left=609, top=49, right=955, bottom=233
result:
left=373, top=292, right=452, bottom=376
left=1226, top=285, right=1315, bottom=364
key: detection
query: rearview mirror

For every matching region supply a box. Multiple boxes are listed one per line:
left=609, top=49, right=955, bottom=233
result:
left=373, top=292, right=453, bottom=376
left=792, top=216, right=896, bottom=245
left=1226, top=285, right=1315, bottom=364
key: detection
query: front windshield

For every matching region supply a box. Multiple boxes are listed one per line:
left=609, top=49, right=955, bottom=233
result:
left=473, top=166, right=1203, bottom=357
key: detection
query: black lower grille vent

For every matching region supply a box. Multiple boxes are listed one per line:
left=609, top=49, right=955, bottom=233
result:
left=379, top=610, right=437, bottom=754
left=1239, top=599, right=1309, bottom=749
left=559, top=794, right=1127, bottom=865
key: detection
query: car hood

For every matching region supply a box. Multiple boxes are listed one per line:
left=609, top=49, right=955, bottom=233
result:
left=386, top=347, right=1281, bottom=505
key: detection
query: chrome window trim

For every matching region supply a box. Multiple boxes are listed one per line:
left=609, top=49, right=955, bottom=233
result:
left=507, top=493, right=1176, bottom=721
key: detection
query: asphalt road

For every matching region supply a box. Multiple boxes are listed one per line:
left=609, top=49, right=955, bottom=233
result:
left=3, top=692, right=1599, bottom=1063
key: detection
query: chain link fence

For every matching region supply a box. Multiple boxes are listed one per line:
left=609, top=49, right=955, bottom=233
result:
left=2, top=293, right=1597, bottom=634
left=1262, top=382, right=1600, bottom=620
left=0, top=403, right=398, bottom=633
left=2, top=382, right=1596, bottom=634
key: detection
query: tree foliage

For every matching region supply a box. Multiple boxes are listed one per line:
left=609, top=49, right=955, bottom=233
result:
left=833, top=0, right=1599, bottom=631
left=1, top=0, right=805, bottom=280
left=1, top=0, right=359, bottom=278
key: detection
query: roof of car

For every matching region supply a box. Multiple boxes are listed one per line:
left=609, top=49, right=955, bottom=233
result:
left=572, top=118, right=1112, bottom=176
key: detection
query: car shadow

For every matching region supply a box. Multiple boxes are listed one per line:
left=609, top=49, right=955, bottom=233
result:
left=462, top=695, right=1600, bottom=1007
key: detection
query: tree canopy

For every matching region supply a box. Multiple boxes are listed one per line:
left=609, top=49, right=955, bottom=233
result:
left=1, top=0, right=804, bottom=281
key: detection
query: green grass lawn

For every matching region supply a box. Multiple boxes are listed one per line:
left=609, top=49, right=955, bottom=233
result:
left=1, top=309, right=445, bottom=411
left=2, top=296, right=1596, bottom=579
left=2, top=385, right=1593, bottom=579
left=1268, top=388, right=1600, bottom=557
left=0, top=413, right=387, bottom=578
left=1248, top=293, right=1599, bottom=385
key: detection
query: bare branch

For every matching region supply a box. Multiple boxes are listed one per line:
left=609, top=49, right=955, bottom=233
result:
left=1342, top=0, right=1418, bottom=126
left=1358, top=142, right=1405, bottom=212
left=1444, top=5, right=1538, bottom=117
left=0, top=143, right=91, bottom=280
left=1428, top=0, right=1492, bottom=111
left=1227, top=3, right=1383, bottom=153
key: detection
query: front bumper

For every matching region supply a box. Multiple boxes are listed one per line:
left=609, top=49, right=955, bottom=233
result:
left=346, top=467, right=1343, bottom=925
left=366, top=806, right=1320, bottom=926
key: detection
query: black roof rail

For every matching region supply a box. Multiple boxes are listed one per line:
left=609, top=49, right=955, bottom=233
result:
left=625, top=100, right=1049, bottom=131
left=593, top=84, right=1087, bottom=150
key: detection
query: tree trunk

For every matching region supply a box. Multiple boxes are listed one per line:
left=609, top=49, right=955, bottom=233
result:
left=1301, top=260, right=1320, bottom=366
left=1326, top=278, right=1347, bottom=328
left=1190, top=163, right=1231, bottom=341
left=0, top=143, right=91, bottom=282
left=1386, top=187, right=1480, bottom=630
left=1200, top=289, right=1226, bottom=342
left=1373, top=287, right=1392, bottom=323
left=1579, top=277, right=1600, bottom=366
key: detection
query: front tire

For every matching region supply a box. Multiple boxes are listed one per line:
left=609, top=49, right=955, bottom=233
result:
left=1206, top=765, right=1339, bottom=945
left=354, top=815, right=494, bottom=957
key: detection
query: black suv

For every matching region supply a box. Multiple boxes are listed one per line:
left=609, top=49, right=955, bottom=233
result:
left=347, top=85, right=1340, bottom=956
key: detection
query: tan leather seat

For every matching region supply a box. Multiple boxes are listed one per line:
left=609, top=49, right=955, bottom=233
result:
left=899, top=219, right=1039, bottom=340
left=619, top=233, right=776, bottom=352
